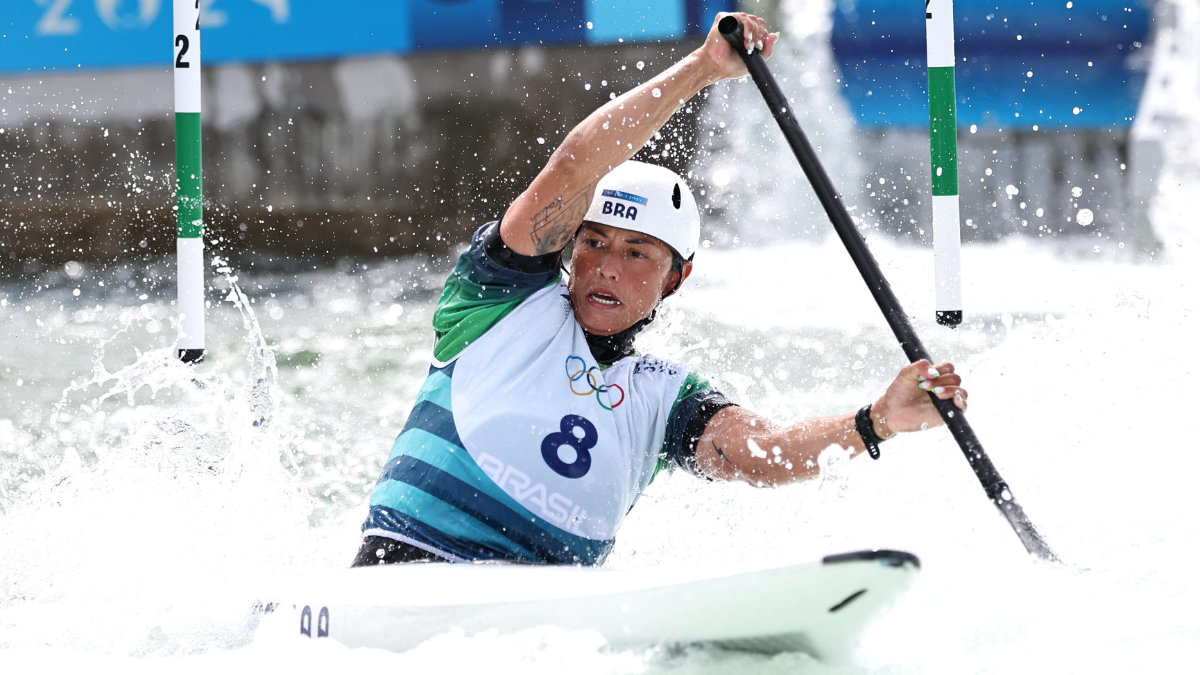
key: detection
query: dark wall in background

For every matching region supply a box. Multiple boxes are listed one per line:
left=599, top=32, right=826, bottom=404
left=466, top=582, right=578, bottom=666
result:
left=0, top=41, right=707, bottom=274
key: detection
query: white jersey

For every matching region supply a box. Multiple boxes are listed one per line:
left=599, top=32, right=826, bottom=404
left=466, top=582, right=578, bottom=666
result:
left=449, top=281, right=689, bottom=541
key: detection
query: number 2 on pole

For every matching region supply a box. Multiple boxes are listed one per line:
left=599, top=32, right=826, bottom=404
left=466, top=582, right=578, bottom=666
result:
left=175, top=35, right=190, bottom=68
left=176, top=0, right=199, bottom=67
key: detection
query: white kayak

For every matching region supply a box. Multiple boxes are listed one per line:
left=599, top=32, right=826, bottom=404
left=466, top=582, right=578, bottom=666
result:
left=254, top=549, right=919, bottom=661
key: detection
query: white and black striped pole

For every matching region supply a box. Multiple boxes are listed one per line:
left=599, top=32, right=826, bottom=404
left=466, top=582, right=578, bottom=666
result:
left=174, top=0, right=205, bottom=362
left=926, top=0, right=962, bottom=327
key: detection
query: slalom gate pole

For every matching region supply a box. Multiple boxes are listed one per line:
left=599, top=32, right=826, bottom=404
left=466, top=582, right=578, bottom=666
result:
left=717, top=16, right=1058, bottom=562
left=174, top=0, right=205, bottom=363
left=926, top=0, right=963, bottom=327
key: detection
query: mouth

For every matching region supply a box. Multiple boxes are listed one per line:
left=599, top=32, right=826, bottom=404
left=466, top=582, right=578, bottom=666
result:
left=587, top=291, right=622, bottom=308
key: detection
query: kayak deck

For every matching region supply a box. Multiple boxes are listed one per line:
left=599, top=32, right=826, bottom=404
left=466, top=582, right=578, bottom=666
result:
left=254, top=549, right=919, bottom=661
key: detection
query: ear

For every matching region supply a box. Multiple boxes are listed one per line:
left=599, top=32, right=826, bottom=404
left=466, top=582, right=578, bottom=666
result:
left=678, top=259, right=693, bottom=285
left=661, top=259, right=693, bottom=297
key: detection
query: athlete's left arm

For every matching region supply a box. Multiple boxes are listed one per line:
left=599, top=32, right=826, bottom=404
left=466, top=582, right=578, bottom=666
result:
left=692, top=360, right=968, bottom=485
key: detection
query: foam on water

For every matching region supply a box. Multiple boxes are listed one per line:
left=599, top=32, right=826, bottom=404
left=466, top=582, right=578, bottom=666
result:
left=3, top=0, right=1199, bottom=671
left=3, top=225, right=1196, bottom=672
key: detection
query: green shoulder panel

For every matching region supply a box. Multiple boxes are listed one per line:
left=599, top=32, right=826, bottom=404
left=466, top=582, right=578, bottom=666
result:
left=431, top=236, right=561, bottom=363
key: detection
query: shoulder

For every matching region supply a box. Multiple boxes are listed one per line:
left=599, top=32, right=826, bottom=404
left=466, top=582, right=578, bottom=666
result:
left=451, top=221, right=562, bottom=287
left=431, top=221, right=564, bottom=362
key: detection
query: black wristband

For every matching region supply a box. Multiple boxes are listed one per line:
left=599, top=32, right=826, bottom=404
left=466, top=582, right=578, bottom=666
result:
left=855, top=404, right=885, bottom=460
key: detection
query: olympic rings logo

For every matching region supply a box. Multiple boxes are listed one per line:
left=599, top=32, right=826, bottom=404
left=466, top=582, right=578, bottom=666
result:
left=565, top=355, right=625, bottom=411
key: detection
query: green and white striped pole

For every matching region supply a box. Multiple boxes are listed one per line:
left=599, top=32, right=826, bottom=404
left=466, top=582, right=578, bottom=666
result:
left=926, top=0, right=962, bottom=327
left=174, top=0, right=205, bottom=362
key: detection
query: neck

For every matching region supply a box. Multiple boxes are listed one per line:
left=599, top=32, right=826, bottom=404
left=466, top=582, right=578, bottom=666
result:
left=583, top=311, right=655, bottom=365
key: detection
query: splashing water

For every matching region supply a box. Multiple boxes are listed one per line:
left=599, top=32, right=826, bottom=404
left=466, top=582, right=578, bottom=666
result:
left=0, top=266, right=317, bottom=657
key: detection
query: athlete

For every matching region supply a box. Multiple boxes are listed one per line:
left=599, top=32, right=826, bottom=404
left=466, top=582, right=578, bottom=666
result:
left=353, top=12, right=969, bottom=566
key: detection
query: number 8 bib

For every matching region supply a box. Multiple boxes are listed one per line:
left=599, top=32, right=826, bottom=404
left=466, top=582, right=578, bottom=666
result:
left=541, top=414, right=597, bottom=479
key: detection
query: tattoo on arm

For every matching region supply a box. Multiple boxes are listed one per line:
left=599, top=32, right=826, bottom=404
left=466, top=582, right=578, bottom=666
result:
left=710, top=441, right=735, bottom=467
left=528, top=181, right=595, bottom=255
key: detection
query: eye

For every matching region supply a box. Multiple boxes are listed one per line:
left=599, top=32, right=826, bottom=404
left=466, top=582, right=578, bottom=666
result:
left=629, top=250, right=646, bottom=259
left=586, top=237, right=604, bottom=248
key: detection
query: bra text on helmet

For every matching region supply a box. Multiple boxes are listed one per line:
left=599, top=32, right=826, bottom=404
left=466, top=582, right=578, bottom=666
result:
left=600, top=201, right=638, bottom=220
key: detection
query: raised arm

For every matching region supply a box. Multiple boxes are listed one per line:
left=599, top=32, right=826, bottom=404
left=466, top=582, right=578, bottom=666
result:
left=693, top=360, right=970, bottom=486
left=500, top=12, right=778, bottom=256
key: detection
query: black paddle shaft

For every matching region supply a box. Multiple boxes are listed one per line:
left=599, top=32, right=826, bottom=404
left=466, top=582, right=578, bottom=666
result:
left=718, top=16, right=1057, bottom=562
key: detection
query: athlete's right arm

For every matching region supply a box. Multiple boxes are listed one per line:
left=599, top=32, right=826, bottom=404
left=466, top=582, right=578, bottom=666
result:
left=499, top=12, right=777, bottom=256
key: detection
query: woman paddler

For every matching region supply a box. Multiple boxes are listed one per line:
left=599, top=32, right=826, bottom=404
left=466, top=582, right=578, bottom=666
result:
left=353, top=12, right=969, bottom=566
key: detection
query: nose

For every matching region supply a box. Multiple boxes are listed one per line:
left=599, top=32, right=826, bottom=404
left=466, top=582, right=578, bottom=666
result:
left=595, top=248, right=620, bottom=280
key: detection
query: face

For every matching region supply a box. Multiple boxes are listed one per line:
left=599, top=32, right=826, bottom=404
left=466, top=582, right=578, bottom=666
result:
left=568, top=222, right=692, bottom=336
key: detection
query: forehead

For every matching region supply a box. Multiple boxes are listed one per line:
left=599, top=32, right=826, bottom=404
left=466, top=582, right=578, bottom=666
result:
left=580, top=221, right=671, bottom=252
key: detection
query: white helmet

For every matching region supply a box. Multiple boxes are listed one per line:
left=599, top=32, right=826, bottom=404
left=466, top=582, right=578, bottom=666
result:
left=582, top=160, right=701, bottom=259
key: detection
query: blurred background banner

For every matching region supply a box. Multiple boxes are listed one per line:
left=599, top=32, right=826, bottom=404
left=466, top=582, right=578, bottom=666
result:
left=0, top=0, right=1169, bottom=272
left=830, top=0, right=1151, bottom=131
left=812, top=0, right=1159, bottom=253
left=0, top=0, right=731, bottom=74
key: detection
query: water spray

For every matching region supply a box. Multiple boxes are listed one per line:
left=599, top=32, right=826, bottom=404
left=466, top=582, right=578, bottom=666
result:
left=718, top=15, right=1057, bottom=562
left=926, top=0, right=963, bottom=327
left=174, top=0, right=205, bottom=363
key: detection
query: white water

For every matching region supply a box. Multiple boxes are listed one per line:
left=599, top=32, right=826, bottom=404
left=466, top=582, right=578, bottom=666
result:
left=5, top=215, right=1197, bottom=675
left=3, top=1, right=1200, bottom=672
